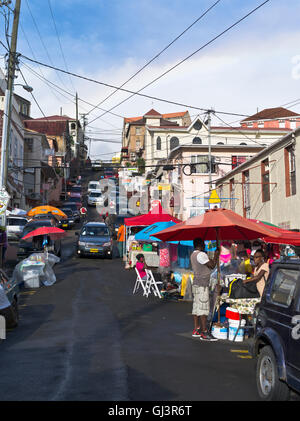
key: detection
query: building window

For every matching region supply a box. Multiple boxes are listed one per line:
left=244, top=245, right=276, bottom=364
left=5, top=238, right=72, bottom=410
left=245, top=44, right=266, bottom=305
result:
left=261, top=158, right=270, bottom=202
left=285, top=146, right=296, bottom=197
left=240, top=142, right=247, bottom=146
left=190, top=155, right=216, bottom=174
left=136, top=127, right=141, bottom=135
left=258, top=121, right=264, bottom=128
left=193, top=121, right=202, bottom=131
left=229, top=178, right=235, bottom=211
left=156, top=136, right=161, bottom=150
left=192, top=137, right=202, bottom=144
left=136, top=140, right=141, bottom=149
left=170, top=136, right=179, bottom=150
left=71, top=122, right=76, bottom=130
left=279, top=120, right=285, bottom=128
left=232, top=155, right=247, bottom=169
left=290, top=120, right=296, bottom=130
left=217, top=142, right=224, bottom=145
left=242, top=170, right=250, bottom=218
left=26, top=138, right=34, bottom=152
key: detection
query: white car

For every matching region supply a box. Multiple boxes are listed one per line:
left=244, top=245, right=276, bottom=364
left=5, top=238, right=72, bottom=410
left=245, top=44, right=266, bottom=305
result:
left=88, top=181, right=101, bottom=194
left=6, top=216, right=28, bottom=241
left=88, top=190, right=104, bottom=206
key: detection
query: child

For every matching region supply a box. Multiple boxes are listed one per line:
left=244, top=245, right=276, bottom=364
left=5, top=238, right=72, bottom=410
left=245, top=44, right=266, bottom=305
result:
left=136, top=254, right=148, bottom=280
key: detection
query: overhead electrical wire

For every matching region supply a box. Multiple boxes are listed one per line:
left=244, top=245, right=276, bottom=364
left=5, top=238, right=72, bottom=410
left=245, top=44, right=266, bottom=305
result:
left=85, top=0, right=270, bottom=126
left=85, top=0, right=223, bottom=116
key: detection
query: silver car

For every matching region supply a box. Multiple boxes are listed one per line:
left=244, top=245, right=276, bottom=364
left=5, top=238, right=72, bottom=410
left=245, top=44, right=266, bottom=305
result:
left=6, top=216, right=28, bottom=241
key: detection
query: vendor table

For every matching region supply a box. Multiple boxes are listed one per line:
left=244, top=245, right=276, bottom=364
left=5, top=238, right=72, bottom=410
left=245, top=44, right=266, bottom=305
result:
left=215, top=294, right=261, bottom=341
left=129, top=250, right=160, bottom=268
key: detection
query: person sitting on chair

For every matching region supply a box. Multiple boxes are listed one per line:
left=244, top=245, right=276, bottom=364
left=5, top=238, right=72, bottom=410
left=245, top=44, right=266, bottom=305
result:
left=136, top=254, right=148, bottom=280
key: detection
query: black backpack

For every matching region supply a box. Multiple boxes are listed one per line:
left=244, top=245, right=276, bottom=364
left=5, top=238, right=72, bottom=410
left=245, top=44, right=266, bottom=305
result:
left=228, top=278, right=260, bottom=299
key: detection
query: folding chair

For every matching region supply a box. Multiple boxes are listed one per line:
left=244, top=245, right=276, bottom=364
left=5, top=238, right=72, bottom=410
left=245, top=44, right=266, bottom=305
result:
left=145, top=269, right=163, bottom=299
left=133, top=267, right=150, bottom=297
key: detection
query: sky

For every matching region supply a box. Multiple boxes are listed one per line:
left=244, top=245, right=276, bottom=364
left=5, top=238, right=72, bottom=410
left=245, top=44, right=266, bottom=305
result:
left=1, top=0, right=300, bottom=160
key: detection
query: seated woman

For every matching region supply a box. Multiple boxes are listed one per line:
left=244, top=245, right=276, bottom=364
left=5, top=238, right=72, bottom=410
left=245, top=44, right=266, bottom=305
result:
left=135, top=254, right=148, bottom=280
left=243, top=249, right=269, bottom=297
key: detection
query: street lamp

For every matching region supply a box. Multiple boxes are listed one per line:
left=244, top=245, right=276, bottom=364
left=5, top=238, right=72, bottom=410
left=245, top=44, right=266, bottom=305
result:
left=14, top=84, right=34, bottom=93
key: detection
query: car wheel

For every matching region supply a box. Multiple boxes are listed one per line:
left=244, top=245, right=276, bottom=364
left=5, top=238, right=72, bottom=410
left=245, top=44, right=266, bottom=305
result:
left=256, top=345, right=290, bottom=401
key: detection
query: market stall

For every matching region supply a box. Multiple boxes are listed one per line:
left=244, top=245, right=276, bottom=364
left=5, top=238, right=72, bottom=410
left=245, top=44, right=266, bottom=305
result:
left=124, top=204, right=180, bottom=268
left=154, top=208, right=282, bottom=341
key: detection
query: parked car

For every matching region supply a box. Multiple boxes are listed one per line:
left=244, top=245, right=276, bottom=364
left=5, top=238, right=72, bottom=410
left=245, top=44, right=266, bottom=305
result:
left=17, top=219, right=62, bottom=260
left=0, top=269, right=19, bottom=328
left=251, top=257, right=300, bottom=401
left=75, top=222, right=113, bottom=258
left=67, top=185, right=82, bottom=198
left=62, top=202, right=80, bottom=222
left=6, top=215, right=28, bottom=241
left=31, top=213, right=60, bottom=226
left=58, top=207, right=75, bottom=230
left=87, top=190, right=104, bottom=206
left=88, top=181, right=101, bottom=194
left=67, top=196, right=82, bottom=210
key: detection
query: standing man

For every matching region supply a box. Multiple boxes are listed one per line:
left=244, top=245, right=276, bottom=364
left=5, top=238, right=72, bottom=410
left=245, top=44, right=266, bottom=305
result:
left=117, top=224, right=125, bottom=258
left=190, top=238, right=220, bottom=341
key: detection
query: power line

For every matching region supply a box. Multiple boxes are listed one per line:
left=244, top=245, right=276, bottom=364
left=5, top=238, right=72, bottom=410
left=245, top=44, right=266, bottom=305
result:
left=86, top=0, right=270, bottom=126
left=47, top=0, right=76, bottom=93
left=19, top=53, right=251, bottom=119
left=85, top=0, right=223, bottom=116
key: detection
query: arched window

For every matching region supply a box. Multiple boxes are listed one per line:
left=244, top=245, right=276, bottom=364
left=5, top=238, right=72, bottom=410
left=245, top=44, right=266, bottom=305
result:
left=193, top=121, right=203, bottom=131
left=192, top=137, right=202, bottom=144
left=156, top=136, right=161, bottom=150
left=217, top=142, right=224, bottom=145
left=71, top=122, right=76, bottom=130
left=240, top=142, right=247, bottom=145
left=170, top=136, right=179, bottom=150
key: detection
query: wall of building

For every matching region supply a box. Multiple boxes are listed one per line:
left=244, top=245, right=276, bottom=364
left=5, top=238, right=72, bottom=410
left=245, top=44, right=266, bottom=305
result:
left=215, top=131, right=300, bottom=229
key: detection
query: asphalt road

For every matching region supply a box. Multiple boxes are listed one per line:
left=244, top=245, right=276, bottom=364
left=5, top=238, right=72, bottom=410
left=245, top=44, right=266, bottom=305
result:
left=0, top=172, right=260, bottom=402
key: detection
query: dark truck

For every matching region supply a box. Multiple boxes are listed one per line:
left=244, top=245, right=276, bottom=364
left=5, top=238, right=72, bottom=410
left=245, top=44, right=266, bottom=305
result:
left=251, top=257, right=300, bottom=400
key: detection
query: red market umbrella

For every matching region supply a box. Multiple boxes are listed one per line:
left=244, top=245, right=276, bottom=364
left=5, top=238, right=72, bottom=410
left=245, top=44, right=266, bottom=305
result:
left=22, top=226, right=67, bottom=241
left=250, top=219, right=300, bottom=246
left=155, top=208, right=281, bottom=243
left=155, top=208, right=281, bottom=323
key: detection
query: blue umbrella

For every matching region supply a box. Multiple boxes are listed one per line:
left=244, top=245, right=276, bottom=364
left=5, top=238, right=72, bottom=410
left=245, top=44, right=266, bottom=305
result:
left=135, top=221, right=193, bottom=246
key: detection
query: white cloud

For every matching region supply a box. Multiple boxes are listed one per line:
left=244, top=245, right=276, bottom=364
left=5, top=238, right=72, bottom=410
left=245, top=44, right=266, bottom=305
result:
left=16, top=25, right=300, bottom=160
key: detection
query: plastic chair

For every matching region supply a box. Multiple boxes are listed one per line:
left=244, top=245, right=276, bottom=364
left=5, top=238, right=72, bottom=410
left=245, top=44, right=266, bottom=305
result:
left=145, top=269, right=163, bottom=298
left=133, top=267, right=150, bottom=297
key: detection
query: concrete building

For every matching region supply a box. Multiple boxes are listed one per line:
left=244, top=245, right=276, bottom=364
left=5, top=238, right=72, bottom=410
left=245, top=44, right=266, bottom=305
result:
left=0, top=73, right=26, bottom=209
left=214, top=128, right=300, bottom=229
left=23, top=129, right=59, bottom=207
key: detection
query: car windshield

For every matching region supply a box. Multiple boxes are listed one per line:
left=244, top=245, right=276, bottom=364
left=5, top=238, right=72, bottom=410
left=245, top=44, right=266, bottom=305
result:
left=69, top=197, right=81, bottom=203
left=90, top=192, right=101, bottom=197
left=89, top=184, right=99, bottom=189
left=63, top=204, right=78, bottom=211
left=8, top=218, right=27, bottom=226
left=81, top=226, right=109, bottom=236
left=71, top=187, right=81, bottom=192
left=22, top=221, right=51, bottom=237
left=60, top=209, right=73, bottom=217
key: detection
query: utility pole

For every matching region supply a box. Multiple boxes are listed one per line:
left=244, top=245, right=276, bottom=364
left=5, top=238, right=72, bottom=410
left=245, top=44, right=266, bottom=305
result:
left=206, top=109, right=214, bottom=189
left=0, top=0, right=21, bottom=189
left=75, top=92, right=80, bottom=176
left=0, top=0, right=21, bottom=268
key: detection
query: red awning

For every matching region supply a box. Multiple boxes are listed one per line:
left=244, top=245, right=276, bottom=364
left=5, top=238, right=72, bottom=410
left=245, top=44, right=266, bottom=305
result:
left=250, top=219, right=300, bottom=246
left=124, top=203, right=181, bottom=226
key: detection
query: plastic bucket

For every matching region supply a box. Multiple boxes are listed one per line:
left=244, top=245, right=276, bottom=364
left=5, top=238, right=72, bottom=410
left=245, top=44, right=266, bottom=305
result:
left=211, top=324, right=228, bottom=340
left=225, top=307, right=240, bottom=321
left=228, top=319, right=246, bottom=342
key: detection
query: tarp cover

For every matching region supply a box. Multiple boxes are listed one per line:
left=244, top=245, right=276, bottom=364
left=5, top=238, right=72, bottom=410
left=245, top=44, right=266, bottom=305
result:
left=124, top=203, right=181, bottom=226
